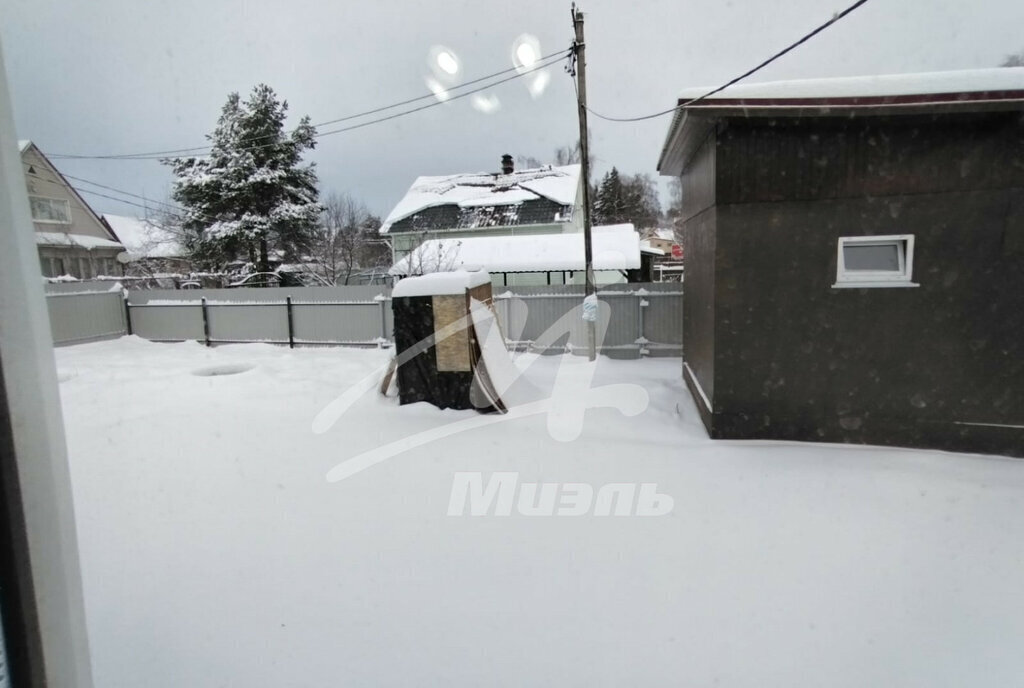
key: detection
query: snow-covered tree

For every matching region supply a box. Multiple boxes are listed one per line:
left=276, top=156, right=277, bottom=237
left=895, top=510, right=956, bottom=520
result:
left=165, top=84, right=322, bottom=274
left=593, top=168, right=661, bottom=230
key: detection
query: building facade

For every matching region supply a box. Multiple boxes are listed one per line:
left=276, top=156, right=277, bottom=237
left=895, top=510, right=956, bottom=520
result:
left=659, top=69, right=1024, bottom=457
left=19, top=141, right=124, bottom=279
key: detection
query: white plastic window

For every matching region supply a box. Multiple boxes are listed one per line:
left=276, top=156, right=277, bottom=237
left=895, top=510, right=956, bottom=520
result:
left=833, top=234, right=918, bottom=288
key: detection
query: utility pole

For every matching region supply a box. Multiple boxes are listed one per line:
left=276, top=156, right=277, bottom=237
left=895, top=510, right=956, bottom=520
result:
left=572, top=3, right=597, bottom=361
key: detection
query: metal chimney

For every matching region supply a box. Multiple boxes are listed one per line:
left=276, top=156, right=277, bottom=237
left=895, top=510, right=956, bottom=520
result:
left=501, top=154, right=514, bottom=175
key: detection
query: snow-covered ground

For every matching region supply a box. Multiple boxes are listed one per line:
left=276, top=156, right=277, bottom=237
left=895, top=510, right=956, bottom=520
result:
left=56, top=337, right=1024, bottom=687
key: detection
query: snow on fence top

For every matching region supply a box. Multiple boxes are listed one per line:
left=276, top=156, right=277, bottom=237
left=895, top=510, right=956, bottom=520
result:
left=392, top=270, right=492, bottom=297
left=390, top=223, right=641, bottom=276
left=381, top=164, right=580, bottom=233
left=677, top=68, right=1024, bottom=103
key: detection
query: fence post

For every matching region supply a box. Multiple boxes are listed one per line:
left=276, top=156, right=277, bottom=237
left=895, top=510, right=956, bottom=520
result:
left=286, top=296, right=295, bottom=349
left=636, top=290, right=649, bottom=358
left=123, top=295, right=133, bottom=336
left=378, top=295, right=388, bottom=344
left=201, top=297, right=211, bottom=347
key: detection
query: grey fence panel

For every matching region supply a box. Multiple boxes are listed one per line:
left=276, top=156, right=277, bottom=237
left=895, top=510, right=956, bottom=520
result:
left=46, top=292, right=127, bottom=345
left=129, top=303, right=205, bottom=342
left=291, top=303, right=384, bottom=344
left=642, top=291, right=684, bottom=356
left=208, top=304, right=289, bottom=343
left=106, top=282, right=681, bottom=356
left=127, top=285, right=391, bottom=305
left=493, top=284, right=682, bottom=358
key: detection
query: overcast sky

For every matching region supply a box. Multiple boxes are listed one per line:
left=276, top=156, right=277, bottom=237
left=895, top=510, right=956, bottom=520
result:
left=3, top=0, right=1023, bottom=220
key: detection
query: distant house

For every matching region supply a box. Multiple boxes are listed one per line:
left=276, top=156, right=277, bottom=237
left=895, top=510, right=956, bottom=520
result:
left=19, top=140, right=125, bottom=279
left=382, top=155, right=637, bottom=286
left=639, top=228, right=683, bottom=282
left=658, top=68, right=1024, bottom=458
left=102, top=214, right=189, bottom=276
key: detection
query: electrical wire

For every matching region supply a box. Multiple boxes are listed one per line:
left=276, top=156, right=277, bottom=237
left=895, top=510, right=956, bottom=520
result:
left=583, top=0, right=872, bottom=123
left=49, top=48, right=572, bottom=161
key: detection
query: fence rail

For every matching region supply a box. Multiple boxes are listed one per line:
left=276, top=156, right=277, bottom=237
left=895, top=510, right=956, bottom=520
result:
left=46, top=282, right=682, bottom=357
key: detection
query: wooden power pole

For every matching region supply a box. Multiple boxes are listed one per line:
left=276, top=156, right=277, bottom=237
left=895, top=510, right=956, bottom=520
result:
left=572, top=4, right=597, bottom=361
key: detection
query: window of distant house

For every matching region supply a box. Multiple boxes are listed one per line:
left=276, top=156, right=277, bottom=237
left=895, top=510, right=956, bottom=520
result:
left=833, top=234, right=918, bottom=288
left=28, top=196, right=72, bottom=224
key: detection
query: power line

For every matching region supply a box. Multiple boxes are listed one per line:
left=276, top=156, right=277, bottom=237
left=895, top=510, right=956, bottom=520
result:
left=584, top=0, right=872, bottom=123
left=49, top=49, right=572, bottom=161
left=24, top=161, right=186, bottom=214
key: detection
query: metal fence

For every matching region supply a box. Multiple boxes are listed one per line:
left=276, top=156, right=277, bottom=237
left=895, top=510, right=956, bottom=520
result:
left=46, top=282, right=682, bottom=357
left=45, top=287, right=128, bottom=346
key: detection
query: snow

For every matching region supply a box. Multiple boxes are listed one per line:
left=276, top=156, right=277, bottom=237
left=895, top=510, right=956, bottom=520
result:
left=18, top=138, right=32, bottom=153
left=55, top=337, right=1024, bottom=686
left=391, top=269, right=492, bottom=297
left=678, top=67, right=1024, bottom=102
left=34, top=231, right=124, bottom=250
left=102, top=214, right=183, bottom=259
left=469, top=298, right=537, bottom=407
left=390, top=224, right=641, bottom=275
left=381, top=164, right=581, bottom=233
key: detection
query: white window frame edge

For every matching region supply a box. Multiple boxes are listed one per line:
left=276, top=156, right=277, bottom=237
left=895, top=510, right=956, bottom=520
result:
left=832, top=233, right=919, bottom=289
left=28, top=194, right=72, bottom=225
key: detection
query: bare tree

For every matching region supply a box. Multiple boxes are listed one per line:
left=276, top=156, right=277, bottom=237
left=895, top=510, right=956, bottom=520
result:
left=1001, top=50, right=1024, bottom=67
left=516, top=154, right=544, bottom=170
left=553, top=141, right=581, bottom=166
left=402, top=233, right=461, bottom=276
left=307, top=192, right=376, bottom=285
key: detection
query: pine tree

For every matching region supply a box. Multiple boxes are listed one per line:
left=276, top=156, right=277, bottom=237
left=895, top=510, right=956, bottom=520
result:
left=593, top=167, right=625, bottom=225
left=165, top=85, right=322, bottom=275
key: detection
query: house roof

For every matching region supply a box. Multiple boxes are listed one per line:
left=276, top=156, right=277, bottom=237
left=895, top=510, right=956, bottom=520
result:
left=658, top=68, right=1024, bottom=175
left=102, top=214, right=184, bottom=259
left=389, top=223, right=640, bottom=275
left=35, top=232, right=124, bottom=250
left=20, top=140, right=123, bottom=245
left=381, top=164, right=581, bottom=234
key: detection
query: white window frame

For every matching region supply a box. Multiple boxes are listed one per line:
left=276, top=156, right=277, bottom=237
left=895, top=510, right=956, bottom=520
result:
left=833, top=234, right=919, bottom=288
left=28, top=195, right=72, bottom=224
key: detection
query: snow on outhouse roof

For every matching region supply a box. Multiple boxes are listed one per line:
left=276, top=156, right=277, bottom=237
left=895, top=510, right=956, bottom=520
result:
left=381, top=164, right=581, bottom=234
left=392, top=270, right=493, bottom=297
left=18, top=139, right=32, bottom=153
left=389, top=223, right=640, bottom=276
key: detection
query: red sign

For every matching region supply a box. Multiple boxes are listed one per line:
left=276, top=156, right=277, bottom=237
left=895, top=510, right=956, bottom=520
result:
left=671, top=244, right=683, bottom=259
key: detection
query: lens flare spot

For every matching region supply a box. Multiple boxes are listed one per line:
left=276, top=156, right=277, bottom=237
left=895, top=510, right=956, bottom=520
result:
left=425, top=77, right=450, bottom=102
left=437, top=50, right=459, bottom=75
left=527, top=71, right=550, bottom=99
left=471, top=93, right=501, bottom=114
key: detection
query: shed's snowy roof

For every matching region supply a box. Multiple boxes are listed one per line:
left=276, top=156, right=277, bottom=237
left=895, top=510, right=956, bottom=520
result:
left=102, top=214, right=183, bottom=258
left=382, top=164, right=580, bottom=233
left=659, top=68, right=1024, bottom=176
left=35, top=232, right=124, bottom=250
left=677, top=68, right=1024, bottom=103
left=18, top=139, right=32, bottom=153
left=390, top=224, right=640, bottom=275
left=392, top=270, right=492, bottom=297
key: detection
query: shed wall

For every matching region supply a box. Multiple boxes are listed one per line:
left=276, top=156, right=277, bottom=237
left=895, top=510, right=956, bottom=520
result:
left=710, top=113, right=1024, bottom=456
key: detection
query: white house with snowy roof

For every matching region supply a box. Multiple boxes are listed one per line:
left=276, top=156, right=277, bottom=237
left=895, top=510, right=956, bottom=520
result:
left=383, top=155, right=640, bottom=286
left=101, top=214, right=190, bottom=276
left=18, top=140, right=125, bottom=279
